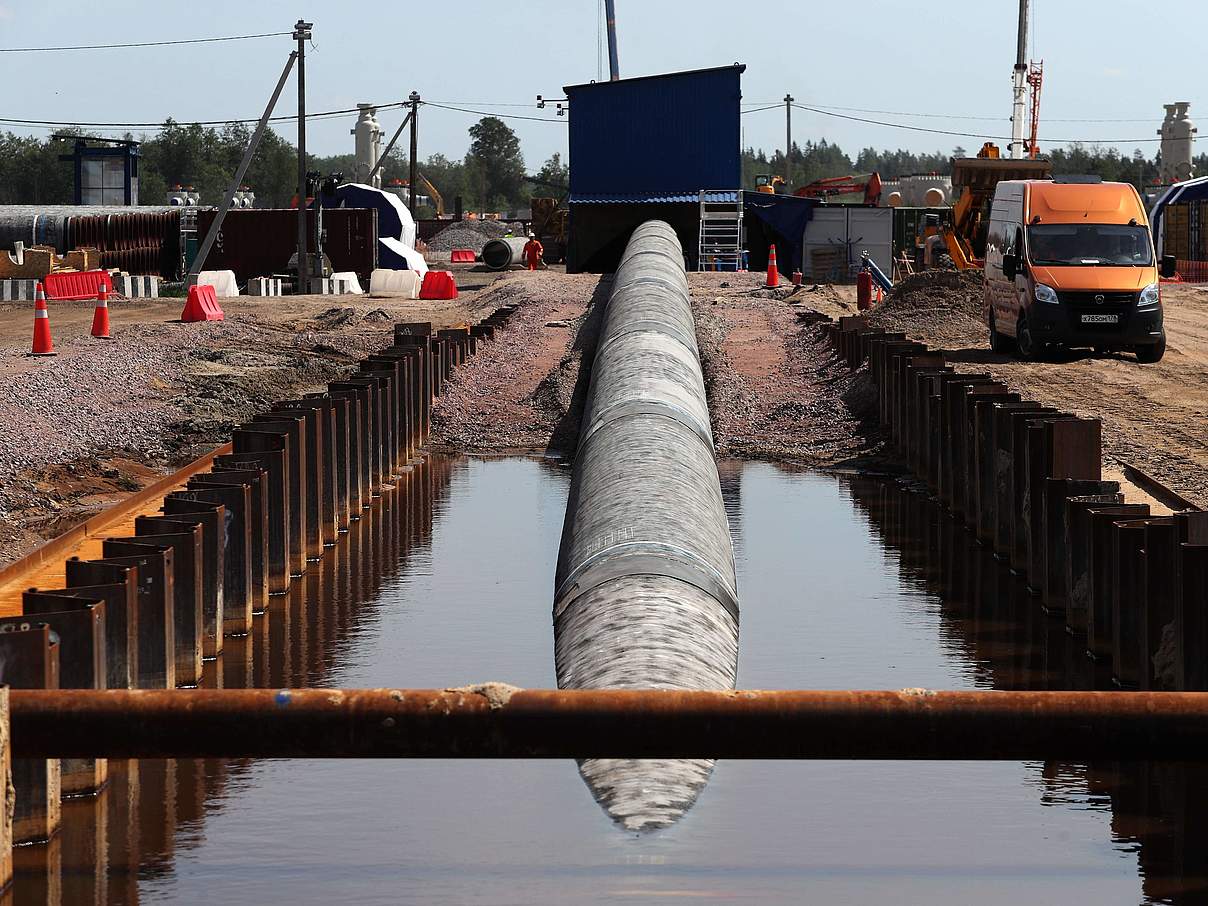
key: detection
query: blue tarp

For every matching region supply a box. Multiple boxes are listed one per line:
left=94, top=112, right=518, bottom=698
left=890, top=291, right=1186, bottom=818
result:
left=742, top=192, right=818, bottom=274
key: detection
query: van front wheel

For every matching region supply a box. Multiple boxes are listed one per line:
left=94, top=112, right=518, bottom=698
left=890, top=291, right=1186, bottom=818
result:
left=1016, top=314, right=1042, bottom=360
left=989, top=310, right=1015, bottom=354
left=1136, top=334, right=1167, bottom=364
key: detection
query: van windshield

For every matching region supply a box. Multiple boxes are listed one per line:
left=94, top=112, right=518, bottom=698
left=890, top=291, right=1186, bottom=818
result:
left=1027, top=223, right=1153, bottom=266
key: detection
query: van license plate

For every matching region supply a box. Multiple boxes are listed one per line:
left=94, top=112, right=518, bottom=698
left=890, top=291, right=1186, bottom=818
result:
left=1081, top=314, right=1119, bottom=324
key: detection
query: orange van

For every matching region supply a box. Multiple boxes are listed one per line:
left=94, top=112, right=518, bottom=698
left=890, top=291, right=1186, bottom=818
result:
left=983, top=177, right=1175, bottom=362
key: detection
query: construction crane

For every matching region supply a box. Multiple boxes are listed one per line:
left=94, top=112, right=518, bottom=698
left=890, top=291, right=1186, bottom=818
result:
left=1027, top=60, right=1044, bottom=159
left=1009, top=0, right=1030, bottom=159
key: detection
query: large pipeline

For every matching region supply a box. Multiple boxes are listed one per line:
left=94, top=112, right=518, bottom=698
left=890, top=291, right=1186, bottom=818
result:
left=480, top=236, right=528, bottom=270
left=553, top=219, right=739, bottom=831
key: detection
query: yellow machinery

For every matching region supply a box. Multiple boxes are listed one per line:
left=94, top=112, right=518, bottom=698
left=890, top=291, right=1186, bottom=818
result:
left=755, top=175, right=786, bottom=194
left=417, top=173, right=444, bottom=217
left=940, top=143, right=1051, bottom=268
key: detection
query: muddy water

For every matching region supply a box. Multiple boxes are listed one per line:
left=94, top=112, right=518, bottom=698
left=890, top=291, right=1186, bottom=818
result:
left=24, top=457, right=1208, bottom=905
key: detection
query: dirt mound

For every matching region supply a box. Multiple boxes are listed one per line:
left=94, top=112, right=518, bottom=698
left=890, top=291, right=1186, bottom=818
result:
left=869, top=269, right=988, bottom=348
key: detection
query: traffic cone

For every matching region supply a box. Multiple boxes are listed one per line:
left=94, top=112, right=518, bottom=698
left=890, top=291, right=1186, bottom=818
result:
left=90, top=286, right=111, bottom=339
left=765, top=244, right=780, bottom=288
left=29, top=283, right=55, bottom=357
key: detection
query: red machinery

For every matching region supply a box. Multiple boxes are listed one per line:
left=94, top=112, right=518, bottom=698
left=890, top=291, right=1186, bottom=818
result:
left=794, top=172, right=883, bottom=206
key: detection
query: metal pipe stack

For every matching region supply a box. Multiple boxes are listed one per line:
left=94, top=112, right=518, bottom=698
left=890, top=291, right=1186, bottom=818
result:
left=553, top=219, right=739, bottom=832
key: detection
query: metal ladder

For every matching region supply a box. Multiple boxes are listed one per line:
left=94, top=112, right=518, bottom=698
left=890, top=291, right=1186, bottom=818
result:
left=697, top=190, right=743, bottom=271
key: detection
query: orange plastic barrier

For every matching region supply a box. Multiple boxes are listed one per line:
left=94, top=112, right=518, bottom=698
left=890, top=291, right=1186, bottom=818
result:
left=43, top=270, right=114, bottom=301
left=450, top=249, right=476, bottom=263
left=181, top=284, right=225, bottom=322
left=419, top=271, right=458, bottom=300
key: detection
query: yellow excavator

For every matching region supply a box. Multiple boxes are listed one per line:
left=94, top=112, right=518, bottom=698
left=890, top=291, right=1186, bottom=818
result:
left=417, top=173, right=444, bottom=217
left=937, top=142, right=1051, bottom=268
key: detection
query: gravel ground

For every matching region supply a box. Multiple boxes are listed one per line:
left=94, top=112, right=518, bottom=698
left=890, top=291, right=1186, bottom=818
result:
left=431, top=270, right=882, bottom=466
left=429, top=271, right=608, bottom=454
left=692, top=273, right=880, bottom=465
left=0, top=287, right=504, bottom=567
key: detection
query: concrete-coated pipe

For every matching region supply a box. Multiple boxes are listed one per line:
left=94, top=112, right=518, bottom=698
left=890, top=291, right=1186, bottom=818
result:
left=553, top=219, right=739, bottom=832
left=481, top=237, right=529, bottom=270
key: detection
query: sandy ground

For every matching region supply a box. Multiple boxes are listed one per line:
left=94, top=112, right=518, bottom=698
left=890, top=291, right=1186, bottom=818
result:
left=0, top=266, right=510, bottom=566
left=802, top=280, right=1208, bottom=508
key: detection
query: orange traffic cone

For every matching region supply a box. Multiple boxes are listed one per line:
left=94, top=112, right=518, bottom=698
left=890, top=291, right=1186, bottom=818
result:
left=765, top=244, right=780, bottom=288
left=91, top=286, right=111, bottom=339
left=30, top=283, right=55, bottom=356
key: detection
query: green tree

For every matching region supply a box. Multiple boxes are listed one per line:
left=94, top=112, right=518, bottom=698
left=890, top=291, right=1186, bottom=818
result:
left=464, top=117, right=526, bottom=211
left=533, top=152, right=569, bottom=194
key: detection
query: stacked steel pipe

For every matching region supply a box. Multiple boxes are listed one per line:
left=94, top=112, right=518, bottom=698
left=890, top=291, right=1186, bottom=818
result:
left=825, top=314, right=1208, bottom=692
left=553, top=219, right=739, bottom=832
left=0, top=206, right=182, bottom=278
left=0, top=305, right=517, bottom=859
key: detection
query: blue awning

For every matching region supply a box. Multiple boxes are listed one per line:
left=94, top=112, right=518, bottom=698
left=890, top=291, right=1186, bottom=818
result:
left=570, top=191, right=738, bottom=205
left=1151, top=176, right=1208, bottom=256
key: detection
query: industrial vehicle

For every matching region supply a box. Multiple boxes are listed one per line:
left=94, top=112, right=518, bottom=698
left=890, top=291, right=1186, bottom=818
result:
left=755, top=175, right=786, bottom=194
left=983, top=176, right=1176, bottom=363
left=794, top=173, right=883, bottom=206
left=937, top=143, right=1051, bottom=269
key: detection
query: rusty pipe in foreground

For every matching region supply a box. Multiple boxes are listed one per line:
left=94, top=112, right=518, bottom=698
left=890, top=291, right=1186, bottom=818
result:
left=10, top=686, right=1208, bottom=759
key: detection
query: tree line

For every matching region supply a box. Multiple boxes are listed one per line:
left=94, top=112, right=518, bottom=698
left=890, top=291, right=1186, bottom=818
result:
left=0, top=119, right=1196, bottom=212
left=0, top=116, right=567, bottom=216
left=741, top=140, right=1202, bottom=192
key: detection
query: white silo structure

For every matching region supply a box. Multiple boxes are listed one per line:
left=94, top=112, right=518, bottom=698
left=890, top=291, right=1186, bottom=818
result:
left=1159, top=102, right=1197, bottom=184
left=351, top=104, right=383, bottom=188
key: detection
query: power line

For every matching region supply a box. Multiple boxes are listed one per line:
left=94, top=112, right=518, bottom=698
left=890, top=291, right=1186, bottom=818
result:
left=0, top=100, right=412, bottom=131
left=422, top=101, right=567, bottom=124
left=791, top=103, right=1162, bottom=145
left=0, top=31, right=291, bottom=53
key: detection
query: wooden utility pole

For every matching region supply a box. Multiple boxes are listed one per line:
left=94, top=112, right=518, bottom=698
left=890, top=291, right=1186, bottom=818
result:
left=784, top=94, right=794, bottom=183
left=408, top=92, right=420, bottom=214
left=294, top=19, right=312, bottom=291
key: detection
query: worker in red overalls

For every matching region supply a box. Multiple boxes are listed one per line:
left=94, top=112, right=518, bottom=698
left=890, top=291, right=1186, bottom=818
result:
left=523, top=232, right=544, bottom=271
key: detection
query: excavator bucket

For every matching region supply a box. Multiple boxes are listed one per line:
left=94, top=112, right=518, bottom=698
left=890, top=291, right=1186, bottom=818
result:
left=950, top=156, right=1052, bottom=191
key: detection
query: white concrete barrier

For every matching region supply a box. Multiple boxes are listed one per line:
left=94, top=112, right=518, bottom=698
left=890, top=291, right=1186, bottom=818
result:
left=195, top=270, right=239, bottom=297
left=331, top=272, right=364, bottom=295
left=369, top=268, right=421, bottom=299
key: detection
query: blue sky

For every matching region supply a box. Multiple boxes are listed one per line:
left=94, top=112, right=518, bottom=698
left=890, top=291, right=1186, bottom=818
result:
left=0, top=0, right=1199, bottom=169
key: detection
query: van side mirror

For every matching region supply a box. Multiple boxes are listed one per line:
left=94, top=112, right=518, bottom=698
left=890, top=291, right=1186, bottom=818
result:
left=1002, top=252, right=1017, bottom=280
left=1161, top=254, right=1177, bottom=279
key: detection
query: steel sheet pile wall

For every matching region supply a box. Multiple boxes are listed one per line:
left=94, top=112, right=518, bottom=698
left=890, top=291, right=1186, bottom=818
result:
left=0, top=304, right=520, bottom=857
left=553, top=219, right=739, bottom=831
left=824, top=315, right=1208, bottom=692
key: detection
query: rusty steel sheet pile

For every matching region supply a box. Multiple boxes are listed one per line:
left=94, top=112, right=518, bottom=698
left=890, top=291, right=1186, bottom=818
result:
left=552, top=220, right=740, bottom=831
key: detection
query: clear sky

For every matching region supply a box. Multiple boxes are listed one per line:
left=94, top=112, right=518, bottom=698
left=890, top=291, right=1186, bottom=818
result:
left=0, top=0, right=1200, bottom=170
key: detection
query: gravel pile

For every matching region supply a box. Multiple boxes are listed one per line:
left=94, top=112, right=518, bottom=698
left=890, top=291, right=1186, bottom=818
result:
left=427, top=220, right=526, bottom=254
left=869, top=269, right=988, bottom=347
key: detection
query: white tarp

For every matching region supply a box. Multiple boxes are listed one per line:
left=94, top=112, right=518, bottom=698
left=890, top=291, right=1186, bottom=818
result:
left=378, top=237, right=429, bottom=276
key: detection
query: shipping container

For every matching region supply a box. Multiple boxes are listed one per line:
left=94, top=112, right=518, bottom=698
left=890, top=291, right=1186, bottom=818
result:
left=563, top=65, right=745, bottom=272
left=564, top=65, right=744, bottom=199
left=195, top=208, right=377, bottom=284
